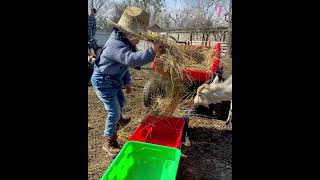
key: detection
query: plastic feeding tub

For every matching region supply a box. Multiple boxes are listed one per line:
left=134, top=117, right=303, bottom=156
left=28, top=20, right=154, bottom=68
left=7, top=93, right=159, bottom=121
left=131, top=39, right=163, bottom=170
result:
left=101, top=141, right=181, bottom=180
left=128, top=115, right=186, bottom=149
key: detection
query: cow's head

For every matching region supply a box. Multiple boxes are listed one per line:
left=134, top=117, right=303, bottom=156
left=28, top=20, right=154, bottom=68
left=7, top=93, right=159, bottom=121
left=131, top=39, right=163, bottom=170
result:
left=194, top=75, right=229, bottom=107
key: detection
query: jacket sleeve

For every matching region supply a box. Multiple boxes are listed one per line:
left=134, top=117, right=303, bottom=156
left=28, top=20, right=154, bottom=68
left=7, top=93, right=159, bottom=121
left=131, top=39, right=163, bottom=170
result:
left=106, top=42, right=155, bottom=67
left=122, top=70, right=131, bottom=86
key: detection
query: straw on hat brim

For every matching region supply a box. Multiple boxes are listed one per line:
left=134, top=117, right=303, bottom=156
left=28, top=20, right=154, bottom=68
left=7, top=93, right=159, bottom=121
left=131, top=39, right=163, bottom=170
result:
left=106, top=18, right=143, bottom=38
left=106, top=18, right=161, bottom=42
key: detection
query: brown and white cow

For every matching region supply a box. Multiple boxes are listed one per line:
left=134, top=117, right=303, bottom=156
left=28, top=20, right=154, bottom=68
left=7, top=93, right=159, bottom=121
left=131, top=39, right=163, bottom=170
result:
left=194, top=75, right=232, bottom=125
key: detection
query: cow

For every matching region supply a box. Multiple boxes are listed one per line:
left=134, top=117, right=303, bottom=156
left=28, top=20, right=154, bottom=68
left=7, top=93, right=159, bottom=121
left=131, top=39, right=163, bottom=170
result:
left=194, top=75, right=232, bottom=125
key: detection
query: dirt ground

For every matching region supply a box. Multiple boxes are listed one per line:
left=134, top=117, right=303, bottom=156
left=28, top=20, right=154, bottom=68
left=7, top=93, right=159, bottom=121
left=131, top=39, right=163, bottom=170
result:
left=88, top=57, right=232, bottom=180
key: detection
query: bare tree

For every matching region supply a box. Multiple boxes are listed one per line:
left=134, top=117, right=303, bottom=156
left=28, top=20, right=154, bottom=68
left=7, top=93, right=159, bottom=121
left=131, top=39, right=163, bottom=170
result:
left=112, top=0, right=134, bottom=22
left=88, top=0, right=114, bottom=30
left=182, top=0, right=231, bottom=46
left=214, top=0, right=231, bottom=56
left=89, top=0, right=109, bottom=12
left=132, top=0, right=165, bottom=25
left=227, top=0, right=232, bottom=57
left=157, top=8, right=171, bottom=29
left=99, top=0, right=136, bottom=31
left=166, top=9, right=193, bottom=29
left=180, top=0, right=216, bottom=45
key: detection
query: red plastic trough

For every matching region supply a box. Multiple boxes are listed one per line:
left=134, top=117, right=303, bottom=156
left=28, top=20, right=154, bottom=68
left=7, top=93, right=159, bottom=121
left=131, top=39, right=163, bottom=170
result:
left=128, top=115, right=185, bottom=149
left=151, top=43, right=221, bottom=82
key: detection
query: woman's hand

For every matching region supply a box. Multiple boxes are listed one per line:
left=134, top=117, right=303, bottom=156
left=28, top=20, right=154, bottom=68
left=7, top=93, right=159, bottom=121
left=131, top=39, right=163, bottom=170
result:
left=125, top=85, right=132, bottom=94
left=152, top=40, right=164, bottom=54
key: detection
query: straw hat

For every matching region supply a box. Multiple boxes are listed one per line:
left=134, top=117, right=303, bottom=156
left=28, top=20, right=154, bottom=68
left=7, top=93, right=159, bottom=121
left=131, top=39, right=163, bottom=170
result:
left=106, top=6, right=150, bottom=37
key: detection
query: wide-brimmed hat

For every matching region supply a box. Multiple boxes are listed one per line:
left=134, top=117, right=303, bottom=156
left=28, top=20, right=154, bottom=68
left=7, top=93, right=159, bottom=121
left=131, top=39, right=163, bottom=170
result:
left=106, top=6, right=150, bottom=38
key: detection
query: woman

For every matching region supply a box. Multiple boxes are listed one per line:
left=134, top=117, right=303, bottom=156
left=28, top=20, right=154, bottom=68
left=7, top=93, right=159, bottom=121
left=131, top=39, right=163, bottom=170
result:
left=91, top=6, right=163, bottom=156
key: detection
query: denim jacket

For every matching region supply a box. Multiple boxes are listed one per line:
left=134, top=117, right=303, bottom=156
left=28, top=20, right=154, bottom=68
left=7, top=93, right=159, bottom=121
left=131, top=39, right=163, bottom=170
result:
left=93, top=29, right=155, bottom=85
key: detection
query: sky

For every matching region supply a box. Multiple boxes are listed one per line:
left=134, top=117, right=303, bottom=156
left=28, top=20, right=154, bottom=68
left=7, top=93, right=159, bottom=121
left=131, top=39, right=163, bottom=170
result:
left=102, top=0, right=229, bottom=23
left=110, top=0, right=186, bottom=10
left=165, top=0, right=185, bottom=10
left=165, top=0, right=229, bottom=18
left=110, top=0, right=229, bottom=13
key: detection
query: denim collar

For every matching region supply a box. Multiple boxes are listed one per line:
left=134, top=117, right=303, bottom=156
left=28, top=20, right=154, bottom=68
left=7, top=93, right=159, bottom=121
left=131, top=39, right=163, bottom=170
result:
left=111, top=28, right=137, bottom=52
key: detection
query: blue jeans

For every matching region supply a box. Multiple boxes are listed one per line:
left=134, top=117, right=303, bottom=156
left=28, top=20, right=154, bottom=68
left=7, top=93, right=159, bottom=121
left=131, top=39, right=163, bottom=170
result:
left=91, top=72, right=125, bottom=137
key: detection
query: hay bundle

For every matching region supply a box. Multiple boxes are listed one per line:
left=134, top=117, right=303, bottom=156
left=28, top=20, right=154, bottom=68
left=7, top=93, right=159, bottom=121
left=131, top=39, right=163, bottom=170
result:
left=148, top=39, right=187, bottom=118
left=140, top=32, right=215, bottom=119
left=117, top=33, right=216, bottom=142
left=180, top=45, right=215, bottom=68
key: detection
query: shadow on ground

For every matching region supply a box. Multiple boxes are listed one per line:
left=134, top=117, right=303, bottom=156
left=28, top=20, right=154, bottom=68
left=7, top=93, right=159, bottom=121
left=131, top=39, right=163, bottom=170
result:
left=177, top=124, right=232, bottom=180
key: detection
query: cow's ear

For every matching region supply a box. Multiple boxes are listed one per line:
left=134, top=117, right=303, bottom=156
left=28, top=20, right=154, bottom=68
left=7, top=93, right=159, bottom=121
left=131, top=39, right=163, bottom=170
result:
left=212, top=75, right=219, bottom=84
left=210, top=76, right=220, bottom=89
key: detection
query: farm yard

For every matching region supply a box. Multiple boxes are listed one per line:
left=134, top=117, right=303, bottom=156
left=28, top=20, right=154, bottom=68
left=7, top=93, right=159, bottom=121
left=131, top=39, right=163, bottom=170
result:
left=88, top=56, right=232, bottom=180
left=88, top=0, right=232, bottom=179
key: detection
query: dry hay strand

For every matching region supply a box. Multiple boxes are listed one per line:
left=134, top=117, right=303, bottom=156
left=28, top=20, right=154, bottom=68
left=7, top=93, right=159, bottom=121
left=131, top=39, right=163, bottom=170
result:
left=139, top=35, right=193, bottom=118
left=139, top=32, right=216, bottom=126
left=117, top=130, right=132, bottom=143
left=220, top=56, right=232, bottom=78
left=142, top=31, right=214, bottom=69
left=117, top=115, right=146, bottom=143
left=149, top=40, right=187, bottom=118
left=180, top=45, right=215, bottom=69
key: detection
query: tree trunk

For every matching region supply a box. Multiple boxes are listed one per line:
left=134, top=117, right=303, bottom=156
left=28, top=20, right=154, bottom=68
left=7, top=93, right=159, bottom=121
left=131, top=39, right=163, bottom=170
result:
left=202, top=32, right=205, bottom=46
left=90, top=0, right=94, bottom=9
left=205, top=33, right=209, bottom=46
left=227, top=0, right=232, bottom=57
left=143, top=0, right=148, bottom=10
